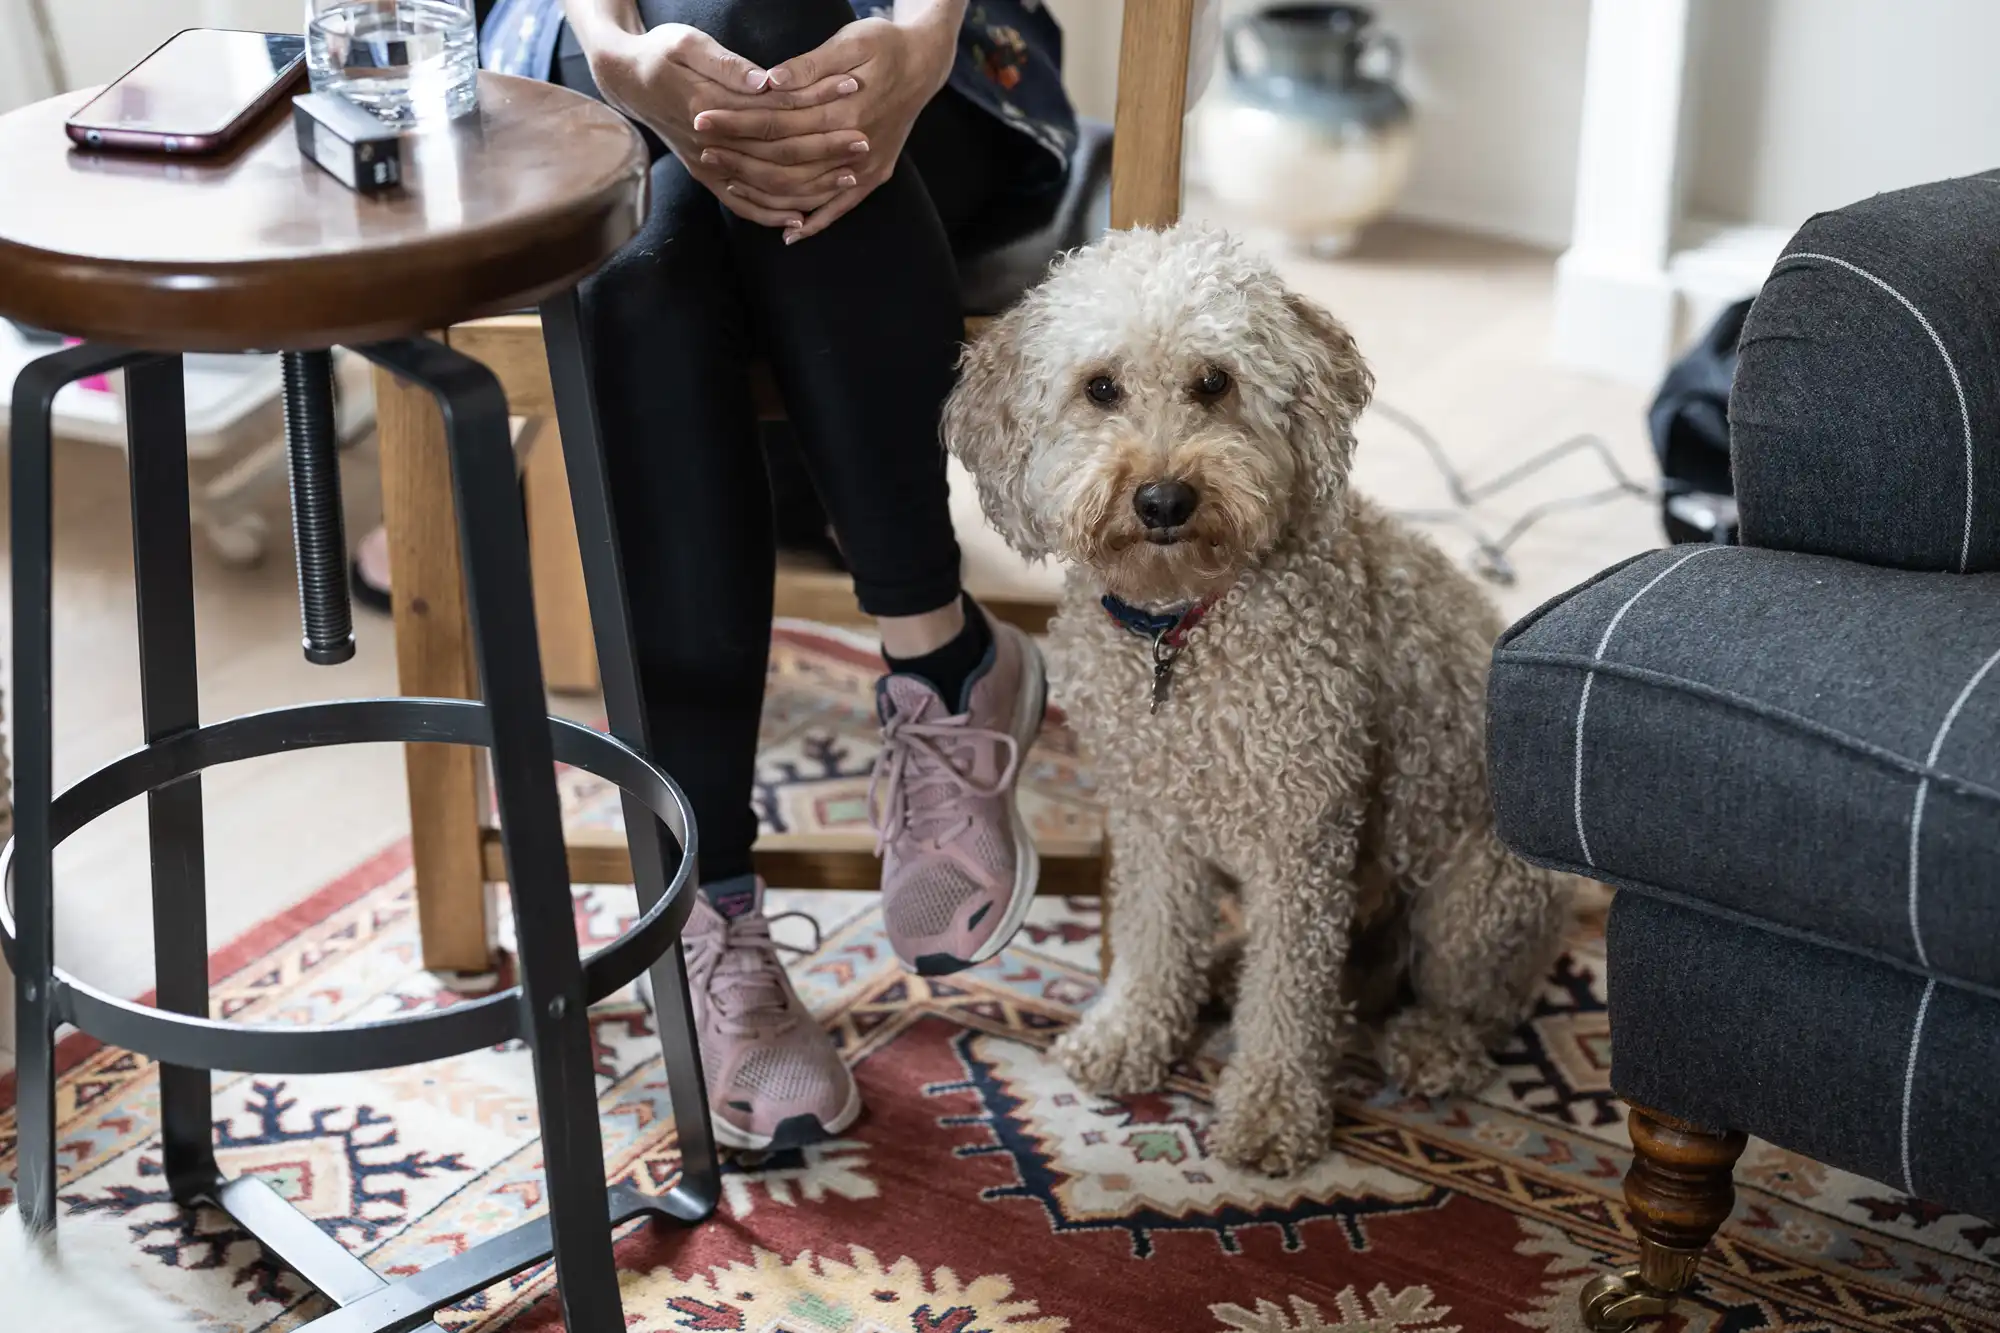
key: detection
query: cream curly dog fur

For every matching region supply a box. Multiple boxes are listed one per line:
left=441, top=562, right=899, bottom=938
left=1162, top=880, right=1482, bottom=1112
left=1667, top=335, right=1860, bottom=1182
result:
left=944, top=225, right=1571, bottom=1176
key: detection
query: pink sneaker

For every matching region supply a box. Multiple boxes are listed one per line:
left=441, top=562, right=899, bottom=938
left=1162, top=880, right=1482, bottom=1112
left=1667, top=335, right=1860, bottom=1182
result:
left=871, top=611, right=1046, bottom=975
left=645, top=884, right=861, bottom=1151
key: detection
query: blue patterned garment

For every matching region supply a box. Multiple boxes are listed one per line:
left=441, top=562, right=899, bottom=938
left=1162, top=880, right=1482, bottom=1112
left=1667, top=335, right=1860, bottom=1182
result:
left=480, top=1, right=1076, bottom=192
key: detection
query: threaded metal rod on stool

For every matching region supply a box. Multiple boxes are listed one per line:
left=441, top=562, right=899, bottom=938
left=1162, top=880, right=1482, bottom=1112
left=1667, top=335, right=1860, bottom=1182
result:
left=282, top=350, right=354, bottom=665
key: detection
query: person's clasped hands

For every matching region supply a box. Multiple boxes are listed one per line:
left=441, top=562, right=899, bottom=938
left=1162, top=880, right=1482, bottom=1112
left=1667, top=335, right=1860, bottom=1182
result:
left=588, top=5, right=961, bottom=243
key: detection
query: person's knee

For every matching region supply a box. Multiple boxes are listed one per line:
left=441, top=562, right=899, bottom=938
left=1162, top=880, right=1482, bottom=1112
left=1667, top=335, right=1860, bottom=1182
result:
left=583, top=161, right=730, bottom=329
left=638, top=0, right=853, bottom=70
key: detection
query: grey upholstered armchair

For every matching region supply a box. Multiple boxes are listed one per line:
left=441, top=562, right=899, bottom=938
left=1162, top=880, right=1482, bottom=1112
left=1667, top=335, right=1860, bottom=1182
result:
left=1486, top=172, right=2000, bottom=1330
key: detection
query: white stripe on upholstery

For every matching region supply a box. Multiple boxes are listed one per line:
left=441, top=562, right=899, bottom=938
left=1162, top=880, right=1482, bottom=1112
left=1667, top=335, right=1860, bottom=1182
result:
left=1905, top=644, right=2000, bottom=967
left=1789, top=253, right=1977, bottom=574
left=1900, top=978, right=1937, bottom=1197
left=1571, top=546, right=1732, bottom=867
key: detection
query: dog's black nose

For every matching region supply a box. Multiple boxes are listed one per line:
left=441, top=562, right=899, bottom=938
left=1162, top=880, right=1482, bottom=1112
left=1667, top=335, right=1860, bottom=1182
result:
left=1133, top=480, right=1199, bottom=530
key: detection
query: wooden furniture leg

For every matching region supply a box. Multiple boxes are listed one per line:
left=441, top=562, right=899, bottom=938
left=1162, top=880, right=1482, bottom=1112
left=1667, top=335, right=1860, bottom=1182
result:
left=1096, top=838, right=1113, bottom=979
left=0, top=710, right=11, bottom=1058
left=376, top=364, right=496, bottom=976
left=1109, top=0, right=1196, bottom=230
left=521, top=417, right=600, bottom=694
left=1581, top=1105, right=1748, bottom=1331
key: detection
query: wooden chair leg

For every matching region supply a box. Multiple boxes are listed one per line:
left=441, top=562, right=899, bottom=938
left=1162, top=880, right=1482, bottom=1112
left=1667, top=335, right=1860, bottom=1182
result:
left=1581, top=1105, right=1747, bottom=1331
left=375, top=364, right=496, bottom=976
left=0, top=953, right=13, bottom=1065
left=1096, top=840, right=1114, bottom=980
left=0, top=690, right=11, bottom=1060
left=521, top=416, right=600, bottom=695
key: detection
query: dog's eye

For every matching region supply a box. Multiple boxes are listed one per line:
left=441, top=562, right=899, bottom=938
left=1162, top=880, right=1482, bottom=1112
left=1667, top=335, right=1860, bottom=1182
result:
left=1193, top=367, right=1232, bottom=400
left=1085, top=375, right=1122, bottom=406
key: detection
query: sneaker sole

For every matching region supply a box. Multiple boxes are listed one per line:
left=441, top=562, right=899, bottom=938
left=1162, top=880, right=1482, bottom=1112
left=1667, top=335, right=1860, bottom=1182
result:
left=964, top=623, right=1047, bottom=968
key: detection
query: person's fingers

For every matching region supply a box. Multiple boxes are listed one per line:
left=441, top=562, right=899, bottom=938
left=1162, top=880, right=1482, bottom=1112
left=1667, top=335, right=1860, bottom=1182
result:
left=767, top=73, right=861, bottom=110
left=718, top=192, right=806, bottom=228
left=691, top=168, right=803, bottom=227
left=693, top=100, right=856, bottom=142
left=700, top=145, right=860, bottom=193
left=663, top=26, right=769, bottom=92
left=687, top=71, right=857, bottom=115
left=726, top=180, right=842, bottom=213
left=790, top=163, right=861, bottom=195
left=764, top=23, right=871, bottom=91
left=702, top=130, right=871, bottom=167
left=786, top=180, right=875, bottom=243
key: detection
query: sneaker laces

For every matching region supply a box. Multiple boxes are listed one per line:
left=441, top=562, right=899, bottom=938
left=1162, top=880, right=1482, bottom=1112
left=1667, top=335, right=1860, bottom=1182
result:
left=687, top=911, right=805, bottom=1039
left=869, top=693, right=1021, bottom=854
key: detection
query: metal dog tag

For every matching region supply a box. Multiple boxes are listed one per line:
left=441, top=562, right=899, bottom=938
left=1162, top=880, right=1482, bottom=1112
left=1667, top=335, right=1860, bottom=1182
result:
left=1149, top=635, right=1183, bottom=714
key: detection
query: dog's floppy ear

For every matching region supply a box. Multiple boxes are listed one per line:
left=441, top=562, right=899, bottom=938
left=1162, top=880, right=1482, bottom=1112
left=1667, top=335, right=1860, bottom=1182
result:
left=1282, top=292, right=1374, bottom=506
left=944, top=303, right=1051, bottom=559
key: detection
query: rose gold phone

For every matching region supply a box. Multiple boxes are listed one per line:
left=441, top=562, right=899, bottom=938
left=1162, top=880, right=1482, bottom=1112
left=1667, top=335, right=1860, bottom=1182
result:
left=66, top=28, right=308, bottom=155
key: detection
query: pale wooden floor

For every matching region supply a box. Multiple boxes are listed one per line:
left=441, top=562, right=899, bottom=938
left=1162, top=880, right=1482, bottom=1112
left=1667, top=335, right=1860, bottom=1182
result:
left=0, top=219, right=1659, bottom=1068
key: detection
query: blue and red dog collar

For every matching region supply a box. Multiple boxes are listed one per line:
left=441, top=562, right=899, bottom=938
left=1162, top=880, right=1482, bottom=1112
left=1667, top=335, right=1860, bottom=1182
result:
left=1100, top=593, right=1216, bottom=648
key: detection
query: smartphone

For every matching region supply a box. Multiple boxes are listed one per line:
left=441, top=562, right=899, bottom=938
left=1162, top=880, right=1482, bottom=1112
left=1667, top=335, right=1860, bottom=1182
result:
left=66, top=29, right=309, bottom=155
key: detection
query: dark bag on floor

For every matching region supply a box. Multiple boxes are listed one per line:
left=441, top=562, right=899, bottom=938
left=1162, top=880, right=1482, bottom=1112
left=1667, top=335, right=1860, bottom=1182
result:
left=1650, top=297, right=1751, bottom=544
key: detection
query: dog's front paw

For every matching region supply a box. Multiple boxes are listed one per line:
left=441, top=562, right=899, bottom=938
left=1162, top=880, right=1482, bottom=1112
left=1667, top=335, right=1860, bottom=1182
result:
left=1384, top=1008, right=1498, bottom=1099
left=1209, top=1060, right=1334, bottom=1177
left=1053, top=1004, right=1178, bottom=1096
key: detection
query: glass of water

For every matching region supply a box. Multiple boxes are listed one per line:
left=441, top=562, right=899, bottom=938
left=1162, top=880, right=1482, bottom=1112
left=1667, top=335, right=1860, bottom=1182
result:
left=305, top=0, right=479, bottom=124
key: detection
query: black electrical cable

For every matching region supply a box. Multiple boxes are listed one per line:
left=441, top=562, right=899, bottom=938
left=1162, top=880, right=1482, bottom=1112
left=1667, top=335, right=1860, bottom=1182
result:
left=1373, top=401, right=1658, bottom=586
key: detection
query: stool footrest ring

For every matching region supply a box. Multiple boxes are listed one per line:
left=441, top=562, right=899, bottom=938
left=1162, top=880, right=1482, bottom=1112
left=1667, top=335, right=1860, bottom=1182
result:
left=201, top=1169, right=682, bottom=1333
left=0, top=697, right=697, bottom=1074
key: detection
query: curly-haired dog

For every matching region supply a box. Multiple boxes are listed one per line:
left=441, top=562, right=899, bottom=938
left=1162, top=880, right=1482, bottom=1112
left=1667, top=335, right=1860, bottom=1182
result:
left=1, top=1205, right=191, bottom=1329
left=943, top=225, right=1571, bottom=1175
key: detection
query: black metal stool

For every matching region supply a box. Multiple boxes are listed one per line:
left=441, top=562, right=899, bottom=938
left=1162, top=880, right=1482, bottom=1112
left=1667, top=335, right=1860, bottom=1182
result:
left=0, top=77, right=719, bottom=1332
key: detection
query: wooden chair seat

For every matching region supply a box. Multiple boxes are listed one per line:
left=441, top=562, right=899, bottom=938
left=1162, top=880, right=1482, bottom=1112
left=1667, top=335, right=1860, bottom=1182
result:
left=378, top=0, right=1199, bottom=978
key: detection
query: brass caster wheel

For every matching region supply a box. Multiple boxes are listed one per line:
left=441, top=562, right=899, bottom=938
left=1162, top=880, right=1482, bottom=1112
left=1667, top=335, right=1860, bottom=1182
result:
left=1580, top=1269, right=1674, bottom=1333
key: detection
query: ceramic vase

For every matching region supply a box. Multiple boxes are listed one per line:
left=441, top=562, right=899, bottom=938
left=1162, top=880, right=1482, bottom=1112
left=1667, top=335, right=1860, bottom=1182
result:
left=1196, top=3, right=1415, bottom=256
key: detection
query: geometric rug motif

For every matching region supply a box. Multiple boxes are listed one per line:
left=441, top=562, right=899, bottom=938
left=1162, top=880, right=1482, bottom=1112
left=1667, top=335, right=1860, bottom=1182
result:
left=3, top=626, right=1997, bottom=1331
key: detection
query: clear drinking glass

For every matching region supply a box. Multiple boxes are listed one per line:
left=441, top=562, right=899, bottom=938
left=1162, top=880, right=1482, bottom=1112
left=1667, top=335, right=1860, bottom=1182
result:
left=305, top=0, right=479, bottom=124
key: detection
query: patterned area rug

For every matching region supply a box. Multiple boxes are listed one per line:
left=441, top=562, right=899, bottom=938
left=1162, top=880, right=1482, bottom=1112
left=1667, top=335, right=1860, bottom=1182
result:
left=3, top=625, right=1997, bottom=1332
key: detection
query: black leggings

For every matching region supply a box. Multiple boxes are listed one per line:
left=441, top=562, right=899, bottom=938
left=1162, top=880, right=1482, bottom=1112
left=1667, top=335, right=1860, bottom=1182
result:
left=555, top=0, right=1030, bottom=882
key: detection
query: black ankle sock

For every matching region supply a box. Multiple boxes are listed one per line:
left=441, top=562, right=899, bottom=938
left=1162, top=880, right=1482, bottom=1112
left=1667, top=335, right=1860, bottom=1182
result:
left=885, top=593, right=992, bottom=709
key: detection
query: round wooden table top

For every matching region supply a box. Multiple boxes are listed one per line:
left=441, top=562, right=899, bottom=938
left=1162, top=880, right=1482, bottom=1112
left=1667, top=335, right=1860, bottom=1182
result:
left=0, top=73, right=647, bottom=352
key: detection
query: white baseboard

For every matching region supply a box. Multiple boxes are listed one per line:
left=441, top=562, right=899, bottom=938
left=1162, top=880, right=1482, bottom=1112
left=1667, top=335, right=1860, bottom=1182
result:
left=1551, top=251, right=1679, bottom=386
left=1553, top=219, right=1791, bottom=386
left=1669, top=217, right=1790, bottom=343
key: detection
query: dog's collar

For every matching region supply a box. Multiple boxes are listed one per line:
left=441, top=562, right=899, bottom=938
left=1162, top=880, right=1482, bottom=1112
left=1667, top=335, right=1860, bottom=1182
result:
left=1100, top=592, right=1216, bottom=649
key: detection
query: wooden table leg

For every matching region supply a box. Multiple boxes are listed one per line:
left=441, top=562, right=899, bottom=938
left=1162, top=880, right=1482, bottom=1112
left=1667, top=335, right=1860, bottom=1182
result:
left=520, top=417, right=600, bottom=695
left=376, top=364, right=496, bottom=976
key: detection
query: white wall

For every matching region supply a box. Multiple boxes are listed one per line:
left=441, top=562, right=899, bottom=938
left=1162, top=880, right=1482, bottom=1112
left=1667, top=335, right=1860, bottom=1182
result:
left=1073, top=0, right=2000, bottom=253
left=1045, top=0, right=1124, bottom=123
left=1068, top=0, right=1593, bottom=250
left=1685, top=0, right=2000, bottom=228
left=1329, top=0, right=1588, bottom=250
left=0, top=0, right=61, bottom=112
left=42, top=0, right=300, bottom=89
